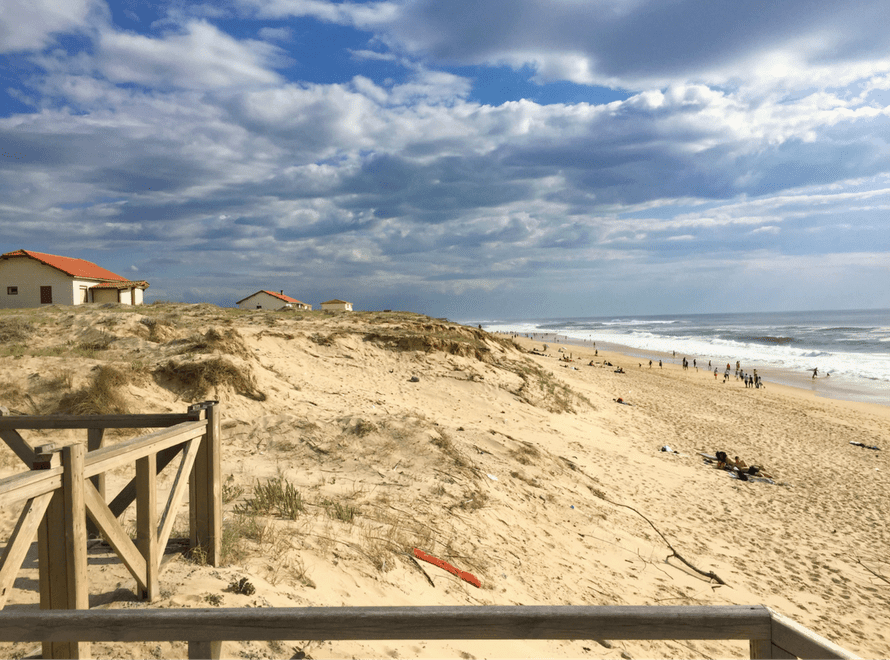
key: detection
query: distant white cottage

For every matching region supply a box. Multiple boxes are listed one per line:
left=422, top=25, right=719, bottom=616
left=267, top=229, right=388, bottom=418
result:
left=0, top=249, right=149, bottom=308
left=320, top=299, right=353, bottom=311
left=236, top=290, right=311, bottom=311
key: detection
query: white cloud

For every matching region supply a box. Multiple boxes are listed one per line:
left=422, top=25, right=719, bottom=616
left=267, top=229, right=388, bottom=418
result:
left=0, top=0, right=100, bottom=53
left=96, top=20, right=284, bottom=89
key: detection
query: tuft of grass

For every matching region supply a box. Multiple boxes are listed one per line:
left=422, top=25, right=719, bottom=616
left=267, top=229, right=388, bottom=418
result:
left=181, top=327, right=252, bottom=359
left=506, top=360, right=591, bottom=413
left=431, top=431, right=471, bottom=470
left=141, top=316, right=175, bottom=342
left=235, top=477, right=305, bottom=520
left=324, top=498, right=360, bottom=523
left=155, top=357, right=266, bottom=401
left=509, top=441, right=541, bottom=465
left=0, top=318, right=33, bottom=344
left=57, top=365, right=130, bottom=415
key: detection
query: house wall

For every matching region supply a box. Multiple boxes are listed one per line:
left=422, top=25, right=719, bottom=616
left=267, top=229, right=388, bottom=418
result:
left=321, top=302, right=352, bottom=311
left=92, top=288, right=120, bottom=304
left=133, top=288, right=144, bottom=305
left=0, top=259, right=77, bottom=308
left=237, top=292, right=287, bottom=311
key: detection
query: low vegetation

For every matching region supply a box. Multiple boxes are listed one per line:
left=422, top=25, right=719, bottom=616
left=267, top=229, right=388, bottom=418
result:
left=57, top=365, right=130, bottom=415
left=154, top=358, right=266, bottom=401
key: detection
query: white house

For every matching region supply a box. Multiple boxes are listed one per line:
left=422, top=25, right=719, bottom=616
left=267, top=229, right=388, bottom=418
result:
left=0, top=249, right=149, bottom=309
left=320, top=299, right=353, bottom=311
left=236, top=290, right=311, bottom=311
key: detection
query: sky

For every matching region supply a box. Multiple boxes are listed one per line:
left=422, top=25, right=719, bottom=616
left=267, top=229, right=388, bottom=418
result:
left=2, top=0, right=890, bottom=320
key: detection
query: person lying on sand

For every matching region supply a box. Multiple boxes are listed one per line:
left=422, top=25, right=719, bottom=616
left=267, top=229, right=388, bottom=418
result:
left=614, top=397, right=631, bottom=405
left=715, top=451, right=773, bottom=479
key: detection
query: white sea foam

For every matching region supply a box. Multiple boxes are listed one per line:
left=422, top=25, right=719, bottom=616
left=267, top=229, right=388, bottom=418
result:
left=484, top=313, right=890, bottom=401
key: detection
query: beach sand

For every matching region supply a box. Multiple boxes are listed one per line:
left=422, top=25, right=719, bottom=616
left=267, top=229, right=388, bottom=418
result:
left=0, top=305, right=887, bottom=659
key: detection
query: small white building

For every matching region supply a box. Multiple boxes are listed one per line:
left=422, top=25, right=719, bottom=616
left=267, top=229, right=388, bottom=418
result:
left=0, top=249, right=149, bottom=309
left=236, top=290, right=311, bottom=311
left=320, top=299, right=353, bottom=312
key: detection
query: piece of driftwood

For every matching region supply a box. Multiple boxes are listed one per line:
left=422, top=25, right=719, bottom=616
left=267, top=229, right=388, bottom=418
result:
left=605, top=499, right=728, bottom=586
left=856, top=557, right=890, bottom=586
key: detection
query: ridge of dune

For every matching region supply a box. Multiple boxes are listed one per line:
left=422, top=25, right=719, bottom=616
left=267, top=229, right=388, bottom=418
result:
left=0, top=303, right=887, bottom=659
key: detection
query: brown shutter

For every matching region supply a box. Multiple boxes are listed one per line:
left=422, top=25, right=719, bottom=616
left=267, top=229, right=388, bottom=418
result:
left=40, top=286, right=52, bottom=304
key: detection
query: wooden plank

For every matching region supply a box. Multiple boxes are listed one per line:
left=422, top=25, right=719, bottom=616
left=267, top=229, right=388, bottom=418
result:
left=0, top=492, right=52, bottom=610
left=0, top=429, right=36, bottom=466
left=769, top=609, right=861, bottom=659
left=0, top=413, right=200, bottom=430
left=0, top=467, right=62, bottom=504
left=39, top=488, right=72, bottom=659
left=189, top=408, right=209, bottom=555
left=108, top=444, right=185, bottom=519
left=87, top=428, right=106, bottom=499
left=0, top=605, right=775, bottom=643
left=84, top=483, right=147, bottom=593
left=205, top=403, right=222, bottom=566
left=188, top=639, right=222, bottom=659
left=84, top=421, right=206, bottom=479
left=60, top=444, right=89, bottom=659
left=157, top=437, right=201, bottom=555
left=136, top=454, right=159, bottom=601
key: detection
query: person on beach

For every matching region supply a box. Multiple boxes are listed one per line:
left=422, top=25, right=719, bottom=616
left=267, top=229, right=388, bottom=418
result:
left=813, top=367, right=818, bottom=379
left=649, top=360, right=652, bottom=368
left=714, top=368, right=718, bottom=379
left=659, top=360, right=662, bottom=368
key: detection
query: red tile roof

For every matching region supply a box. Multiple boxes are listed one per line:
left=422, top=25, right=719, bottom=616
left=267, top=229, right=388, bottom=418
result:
left=236, top=290, right=307, bottom=305
left=1, top=249, right=129, bottom=282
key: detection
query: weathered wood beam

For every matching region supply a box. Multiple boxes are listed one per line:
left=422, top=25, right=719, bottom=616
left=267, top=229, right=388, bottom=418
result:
left=0, top=429, right=35, bottom=466
left=0, top=605, right=773, bottom=643
left=769, top=608, right=861, bottom=659
left=83, top=482, right=147, bottom=594
left=0, top=492, right=52, bottom=610
left=0, top=412, right=201, bottom=431
left=157, top=437, right=201, bottom=556
left=84, top=421, right=206, bottom=479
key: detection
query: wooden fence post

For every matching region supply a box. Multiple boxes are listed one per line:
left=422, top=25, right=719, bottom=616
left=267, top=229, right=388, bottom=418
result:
left=136, top=453, right=159, bottom=601
left=86, top=428, right=105, bottom=538
left=188, top=402, right=221, bottom=566
left=38, top=443, right=90, bottom=659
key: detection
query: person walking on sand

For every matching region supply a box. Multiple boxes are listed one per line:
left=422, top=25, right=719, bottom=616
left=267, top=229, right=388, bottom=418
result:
left=714, top=368, right=718, bottom=379
left=659, top=360, right=662, bottom=368
left=812, top=367, right=818, bottom=379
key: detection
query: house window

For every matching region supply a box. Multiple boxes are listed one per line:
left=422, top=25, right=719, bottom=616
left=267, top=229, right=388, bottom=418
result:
left=6, top=286, right=17, bottom=295
left=40, top=286, right=52, bottom=304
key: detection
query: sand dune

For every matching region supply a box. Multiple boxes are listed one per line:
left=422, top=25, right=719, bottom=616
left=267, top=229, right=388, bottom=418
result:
left=0, top=304, right=887, bottom=658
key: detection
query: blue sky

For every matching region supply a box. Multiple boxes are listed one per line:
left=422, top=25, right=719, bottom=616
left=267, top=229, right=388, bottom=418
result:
left=2, top=0, right=890, bottom=319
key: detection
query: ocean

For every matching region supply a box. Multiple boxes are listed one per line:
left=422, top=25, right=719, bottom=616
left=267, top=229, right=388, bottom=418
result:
left=478, top=308, right=890, bottom=406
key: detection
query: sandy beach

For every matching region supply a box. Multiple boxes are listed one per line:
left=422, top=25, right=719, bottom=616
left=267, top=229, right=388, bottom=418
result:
left=0, top=304, right=888, bottom=659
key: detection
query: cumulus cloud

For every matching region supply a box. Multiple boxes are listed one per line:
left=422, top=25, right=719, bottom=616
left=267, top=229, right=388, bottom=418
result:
left=383, top=0, right=890, bottom=92
left=0, top=0, right=100, bottom=53
left=96, top=20, right=285, bottom=89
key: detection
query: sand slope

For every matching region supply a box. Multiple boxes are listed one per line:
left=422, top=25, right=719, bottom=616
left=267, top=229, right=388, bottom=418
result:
left=0, top=305, right=887, bottom=659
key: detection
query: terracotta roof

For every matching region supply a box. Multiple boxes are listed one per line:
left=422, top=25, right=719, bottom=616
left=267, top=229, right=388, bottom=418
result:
left=1, top=249, right=129, bottom=282
left=237, top=290, right=307, bottom=305
left=321, top=299, right=351, bottom=304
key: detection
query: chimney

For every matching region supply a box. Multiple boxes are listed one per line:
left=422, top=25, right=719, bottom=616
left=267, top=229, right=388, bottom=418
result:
left=280, top=290, right=284, bottom=295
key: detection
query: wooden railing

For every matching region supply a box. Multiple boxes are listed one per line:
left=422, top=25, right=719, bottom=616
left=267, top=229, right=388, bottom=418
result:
left=0, top=604, right=860, bottom=659
left=0, top=402, right=222, bottom=658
